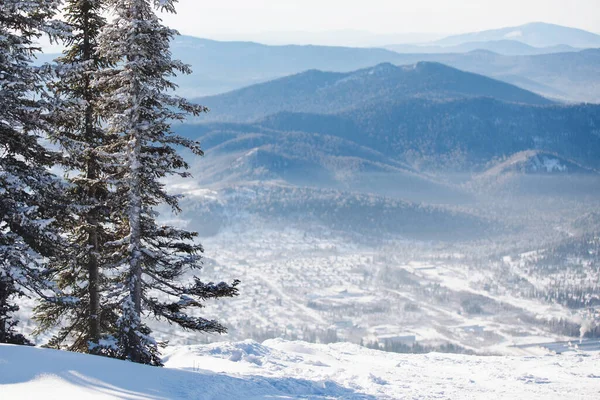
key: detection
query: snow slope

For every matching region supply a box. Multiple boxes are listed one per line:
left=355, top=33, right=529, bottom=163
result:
left=2, top=340, right=599, bottom=400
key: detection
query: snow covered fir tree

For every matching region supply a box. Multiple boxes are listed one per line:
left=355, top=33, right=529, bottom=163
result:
left=91, top=0, right=239, bottom=366
left=0, top=0, right=65, bottom=346
left=1, top=0, right=239, bottom=366
left=33, top=0, right=117, bottom=355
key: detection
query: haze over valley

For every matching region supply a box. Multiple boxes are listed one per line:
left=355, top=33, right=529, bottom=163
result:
left=155, top=36, right=600, bottom=353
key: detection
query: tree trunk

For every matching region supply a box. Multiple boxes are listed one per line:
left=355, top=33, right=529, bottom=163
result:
left=0, top=276, right=9, bottom=343
left=127, top=132, right=143, bottom=363
left=82, top=4, right=101, bottom=346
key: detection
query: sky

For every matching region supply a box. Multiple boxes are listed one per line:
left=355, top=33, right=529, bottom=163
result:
left=160, top=0, right=600, bottom=37
left=37, top=0, right=599, bottom=50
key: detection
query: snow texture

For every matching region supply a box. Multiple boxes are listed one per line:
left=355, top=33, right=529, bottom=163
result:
left=1, top=340, right=599, bottom=399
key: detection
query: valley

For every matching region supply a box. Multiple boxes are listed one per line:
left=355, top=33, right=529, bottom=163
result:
left=139, top=55, right=600, bottom=356
left=149, top=169, right=599, bottom=356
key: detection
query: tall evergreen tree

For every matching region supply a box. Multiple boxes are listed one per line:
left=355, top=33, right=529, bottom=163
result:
left=34, top=0, right=120, bottom=354
left=0, top=0, right=64, bottom=344
left=95, top=0, right=239, bottom=365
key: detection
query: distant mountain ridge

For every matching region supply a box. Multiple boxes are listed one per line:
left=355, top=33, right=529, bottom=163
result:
left=184, top=22, right=600, bottom=102
left=193, top=62, right=552, bottom=122
left=178, top=62, right=600, bottom=172
left=432, top=22, right=600, bottom=48
left=195, top=23, right=600, bottom=50
left=38, top=33, right=600, bottom=103
left=385, top=40, right=580, bottom=56
left=169, top=37, right=600, bottom=103
left=168, top=36, right=410, bottom=98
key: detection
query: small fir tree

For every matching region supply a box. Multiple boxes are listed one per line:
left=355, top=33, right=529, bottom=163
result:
left=95, top=0, right=239, bottom=365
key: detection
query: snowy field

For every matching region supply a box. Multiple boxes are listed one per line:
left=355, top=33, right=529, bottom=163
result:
left=2, top=340, right=599, bottom=400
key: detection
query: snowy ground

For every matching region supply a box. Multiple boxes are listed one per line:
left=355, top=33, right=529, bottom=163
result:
left=1, top=340, right=599, bottom=399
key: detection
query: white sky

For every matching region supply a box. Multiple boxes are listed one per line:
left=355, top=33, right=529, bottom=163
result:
left=160, top=0, right=600, bottom=36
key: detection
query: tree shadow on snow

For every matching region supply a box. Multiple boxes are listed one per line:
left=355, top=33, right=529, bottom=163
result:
left=0, top=344, right=376, bottom=400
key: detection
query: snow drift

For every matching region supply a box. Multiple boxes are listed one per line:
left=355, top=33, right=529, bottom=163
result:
left=1, top=339, right=599, bottom=399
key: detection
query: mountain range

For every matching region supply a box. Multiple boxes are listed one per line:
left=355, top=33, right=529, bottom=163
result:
left=37, top=23, right=600, bottom=102
left=209, top=30, right=445, bottom=47
left=170, top=37, right=600, bottom=103
left=384, top=40, right=580, bottom=56
left=186, top=62, right=600, bottom=171
left=205, top=22, right=600, bottom=50
left=192, top=62, right=552, bottom=122
left=430, top=22, right=600, bottom=49
left=169, top=61, right=600, bottom=241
